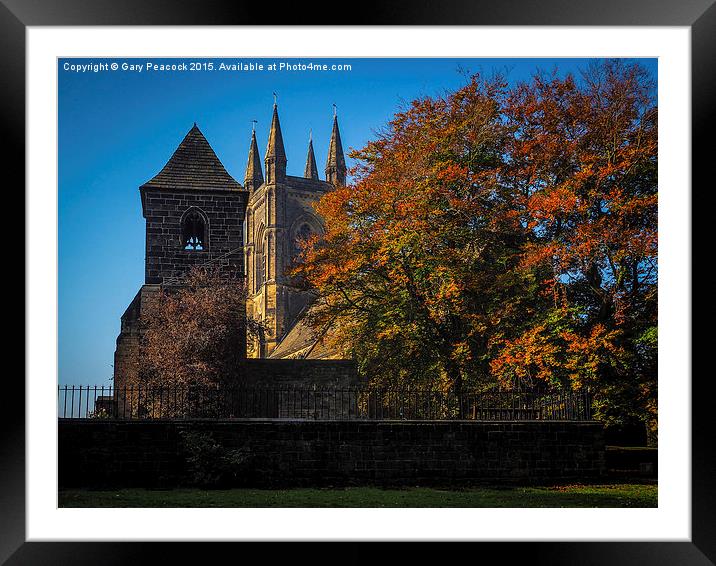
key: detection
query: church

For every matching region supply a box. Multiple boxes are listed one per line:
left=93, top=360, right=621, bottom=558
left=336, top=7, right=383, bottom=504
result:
left=244, top=103, right=346, bottom=359
left=113, top=101, right=347, bottom=393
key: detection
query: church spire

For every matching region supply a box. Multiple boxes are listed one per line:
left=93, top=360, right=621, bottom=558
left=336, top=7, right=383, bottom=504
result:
left=244, top=124, right=264, bottom=192
left=265, top=100, right=287, bottom=183
left=325, top=107, right=346, bottom=186
left=304, top=131, right=319, bottom=180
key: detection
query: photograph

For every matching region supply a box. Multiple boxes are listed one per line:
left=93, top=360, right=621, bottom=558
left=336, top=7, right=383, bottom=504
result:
left=56, top=56, right=659, bottom=509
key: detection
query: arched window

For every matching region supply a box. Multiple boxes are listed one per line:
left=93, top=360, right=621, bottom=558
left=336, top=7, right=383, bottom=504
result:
left=245, top=209, right=252, bottom=242
left=245, top=248, right=253, bottom=291
left=266, top=233, right=272, bottom=280
left=298, top=223, right=312, bottom=241
left=292, top=220, right=319, bottom=260
left=181, top=209, right=207, bottom=251
left=255, top=225, right=265, bottom=290
left=266, top=190, right=272, bottom=224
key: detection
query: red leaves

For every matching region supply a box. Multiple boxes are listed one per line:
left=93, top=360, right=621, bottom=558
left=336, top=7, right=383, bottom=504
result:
left=295, top=61, right=656, bottom=414
left=138, top=267, right=260, bottom=388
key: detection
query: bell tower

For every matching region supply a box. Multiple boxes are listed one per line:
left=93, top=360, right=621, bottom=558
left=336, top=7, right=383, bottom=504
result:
left=114, top=123, right=248, bottom=393
left=140, top=123, right=248, bottom=284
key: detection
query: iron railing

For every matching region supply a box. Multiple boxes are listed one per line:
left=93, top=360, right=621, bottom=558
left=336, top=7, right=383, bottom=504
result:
left=58, top=385, right=593, bottom=421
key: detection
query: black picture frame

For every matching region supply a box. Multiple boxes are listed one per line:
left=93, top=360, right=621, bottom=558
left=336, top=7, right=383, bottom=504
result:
left=6, top=0, right=713, bottom=563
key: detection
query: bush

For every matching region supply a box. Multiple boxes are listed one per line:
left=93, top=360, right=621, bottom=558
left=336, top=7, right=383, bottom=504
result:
left=179, top=430, right=251, bottom=488
left=87, top=408, right=112, bottom=419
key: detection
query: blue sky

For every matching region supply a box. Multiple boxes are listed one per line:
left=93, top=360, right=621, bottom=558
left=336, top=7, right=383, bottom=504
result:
left=58, top=57, right=656, bottom=385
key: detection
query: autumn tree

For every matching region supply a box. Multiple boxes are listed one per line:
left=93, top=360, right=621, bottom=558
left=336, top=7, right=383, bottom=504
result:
left=295, top=73, right=530, bottom=393
left=138, top=267, right=263, bottom=389
left=491, top=61, right=657, bottom=438
left=296, top=60, right=657, bottom=437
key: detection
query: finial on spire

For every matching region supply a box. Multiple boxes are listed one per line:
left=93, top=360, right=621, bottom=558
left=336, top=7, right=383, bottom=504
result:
left=332, top=103, right=337, bottom=117
left=252, top=119, right=257, bottom=133
left=309, top=128, right=313, bottom=142
left=273, top=92, right=278, bottom=106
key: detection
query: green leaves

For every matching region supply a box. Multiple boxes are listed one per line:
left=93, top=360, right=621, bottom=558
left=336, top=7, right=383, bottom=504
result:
left=296, top=61, right=657, bottom=432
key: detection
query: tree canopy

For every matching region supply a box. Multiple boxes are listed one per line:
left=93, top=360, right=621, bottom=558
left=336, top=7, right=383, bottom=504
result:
left=139, top=267, right=262, bottom=389
left=293, top=60, right=657, bottom=436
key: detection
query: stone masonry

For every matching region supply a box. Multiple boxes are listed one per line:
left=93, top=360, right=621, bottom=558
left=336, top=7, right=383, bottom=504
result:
left=59, top=419, right=606, bottom=488
left=244, top=105, right=346, bottom=357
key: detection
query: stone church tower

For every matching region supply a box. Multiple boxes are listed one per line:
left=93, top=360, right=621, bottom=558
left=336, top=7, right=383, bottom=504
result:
left=113, top=124, right=248, bottom=391
left=244, top=103, right=346, bottom=357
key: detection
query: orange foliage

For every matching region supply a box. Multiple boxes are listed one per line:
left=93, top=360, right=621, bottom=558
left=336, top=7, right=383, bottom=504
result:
left=293, top=61, right=657, bottom=429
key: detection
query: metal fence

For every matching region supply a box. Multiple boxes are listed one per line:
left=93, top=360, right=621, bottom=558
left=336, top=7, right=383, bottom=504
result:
left=58, top=385, right=593, bottom=421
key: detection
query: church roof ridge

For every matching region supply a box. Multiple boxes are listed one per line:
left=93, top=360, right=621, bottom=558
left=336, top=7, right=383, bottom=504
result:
left=285, top=175, right=333, bottom=188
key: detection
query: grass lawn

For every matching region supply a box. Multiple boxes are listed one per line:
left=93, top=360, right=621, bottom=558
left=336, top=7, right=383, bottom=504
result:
left=59, top=483, right=656, bottom=508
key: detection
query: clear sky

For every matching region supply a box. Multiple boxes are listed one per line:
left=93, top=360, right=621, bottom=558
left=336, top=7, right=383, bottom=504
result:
left=58, top=57, right=656, bottom=385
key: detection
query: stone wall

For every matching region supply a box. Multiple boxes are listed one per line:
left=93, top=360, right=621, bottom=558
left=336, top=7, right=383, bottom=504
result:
left=142, top=188, right=247, bottom=285
left=111, top=352, right=357, bottom=418
left=113, top=286, right=159, bottom=391
left=58, top=420, right=605, bottom=488
left=243, top=359, right=360, bottom=387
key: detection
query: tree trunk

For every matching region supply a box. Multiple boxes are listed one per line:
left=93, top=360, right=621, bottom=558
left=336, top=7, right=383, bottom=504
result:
left=646, top=416, right=658, bottom=448
left=445, top=358, right=464, bottom=419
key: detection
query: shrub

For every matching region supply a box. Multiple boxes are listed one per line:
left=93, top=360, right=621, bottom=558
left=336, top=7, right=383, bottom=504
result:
left=179, top=430, right=251, bottom=488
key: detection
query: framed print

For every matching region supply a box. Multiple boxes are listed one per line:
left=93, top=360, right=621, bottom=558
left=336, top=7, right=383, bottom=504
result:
left=7, top=0, right=714, bottom=563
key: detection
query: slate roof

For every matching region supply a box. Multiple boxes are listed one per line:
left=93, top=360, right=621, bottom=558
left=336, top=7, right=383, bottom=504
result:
left=142, top=124, right=243, bottom=191
left=269, top=308, right=342, bottom=360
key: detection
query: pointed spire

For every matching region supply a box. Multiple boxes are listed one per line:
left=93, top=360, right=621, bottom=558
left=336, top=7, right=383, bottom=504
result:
left=265, top=100, right=287, bottom=183
left=325, top=109, right=346, bottom=186
left=244, top=125, right=264, bottom=192
left=304, top=131, right=319, bottom=180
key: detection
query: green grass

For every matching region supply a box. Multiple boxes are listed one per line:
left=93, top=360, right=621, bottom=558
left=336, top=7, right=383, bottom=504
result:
left=606, top=446, right=657, bottom=451
left=59, top=483, right=657, bottom=508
